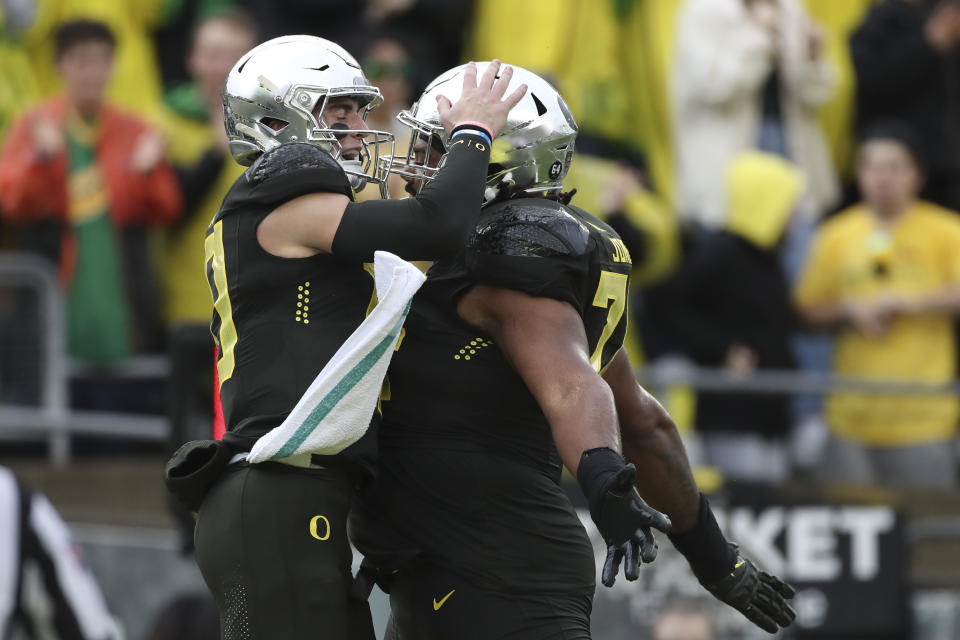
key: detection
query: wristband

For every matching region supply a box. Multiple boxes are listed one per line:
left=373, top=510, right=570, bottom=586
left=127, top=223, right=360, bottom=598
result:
left=577, top=447, right=629, bottom=523
left=668, top=493, right=737, bottom=587
left=451, top=122, right=493, bottom=146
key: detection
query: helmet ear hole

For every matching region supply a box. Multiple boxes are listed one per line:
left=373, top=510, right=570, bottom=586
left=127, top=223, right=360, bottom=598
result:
left=260, top=117, right=289, bottom=132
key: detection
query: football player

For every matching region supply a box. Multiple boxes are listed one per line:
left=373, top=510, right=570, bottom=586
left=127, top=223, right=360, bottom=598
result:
left=353, top=64, right=796, bottom=639
left=169, top=37, right=526, bottom=640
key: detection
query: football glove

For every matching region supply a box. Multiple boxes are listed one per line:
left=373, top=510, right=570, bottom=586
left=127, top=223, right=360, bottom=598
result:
left=707, top=545, right=797, bottom=633
left=595, top=465, right=673, bottom=587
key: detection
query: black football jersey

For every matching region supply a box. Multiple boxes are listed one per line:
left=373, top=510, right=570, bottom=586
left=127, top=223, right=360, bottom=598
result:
left=205, top=143, right=378, bottom=471
left=380, top=197, right=633, bottom=476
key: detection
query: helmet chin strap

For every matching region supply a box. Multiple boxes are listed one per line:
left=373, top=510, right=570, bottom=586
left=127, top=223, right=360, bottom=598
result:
left=341, top=160, right=369, bottom=191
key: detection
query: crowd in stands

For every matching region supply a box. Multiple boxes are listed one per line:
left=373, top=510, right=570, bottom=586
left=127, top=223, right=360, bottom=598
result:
left=1, top=0, right=959, bottom=490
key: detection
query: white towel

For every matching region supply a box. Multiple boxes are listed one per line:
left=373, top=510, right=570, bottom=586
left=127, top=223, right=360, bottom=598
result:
left=247, top=251, right=426, bottom=463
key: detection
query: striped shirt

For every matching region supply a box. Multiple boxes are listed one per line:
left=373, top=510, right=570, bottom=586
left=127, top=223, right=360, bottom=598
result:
left=0, top=466, right=116, bottom=639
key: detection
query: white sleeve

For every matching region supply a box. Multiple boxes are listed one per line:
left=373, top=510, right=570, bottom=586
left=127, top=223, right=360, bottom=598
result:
left=23, top=493, right=117, bottom=640
left=0, top=468, right=20, bottom=638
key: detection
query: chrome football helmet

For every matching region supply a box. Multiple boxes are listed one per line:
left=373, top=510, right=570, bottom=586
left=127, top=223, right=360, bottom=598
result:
left=222, top=35, right=394, bottom=196
left=388, top=62, right=578, bottom=203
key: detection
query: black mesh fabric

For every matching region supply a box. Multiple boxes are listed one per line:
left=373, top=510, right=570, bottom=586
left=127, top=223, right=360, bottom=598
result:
left=469, top=200, right=589, bottom=258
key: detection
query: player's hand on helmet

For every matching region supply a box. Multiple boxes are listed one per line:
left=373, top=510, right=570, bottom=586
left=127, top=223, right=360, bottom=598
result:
left=707, top=545, right=796, bottom=634
left=596, top=465, right=672, bottom=587
left=438, top=60, right=527, bottom=140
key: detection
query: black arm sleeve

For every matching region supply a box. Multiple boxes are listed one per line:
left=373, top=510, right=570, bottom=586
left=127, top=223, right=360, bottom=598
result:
left=331, top=132, right=491, bottom=262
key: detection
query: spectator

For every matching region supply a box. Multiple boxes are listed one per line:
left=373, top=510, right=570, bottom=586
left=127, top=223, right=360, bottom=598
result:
left=851, top=0, right=960, bottom=212
left=653, top=152, right=802, bottom=482
left=160, top=10, right=255, bottom=329
left=0, top=20, right=182, bottom=370
left=795, top=123, right=960, bottom=488
left=0, top=465, right=117, bottom=639
left=360, top=33, right=418, bottom=200
left=16, top=1, right=169, bottom=119
left=672, top=0, right=839, bottom=230
left=154, top=0, right=242, bottom=93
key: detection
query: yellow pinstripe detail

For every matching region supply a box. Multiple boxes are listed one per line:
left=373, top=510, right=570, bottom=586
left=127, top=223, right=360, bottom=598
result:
left=205, top=221, right=237, bottom=384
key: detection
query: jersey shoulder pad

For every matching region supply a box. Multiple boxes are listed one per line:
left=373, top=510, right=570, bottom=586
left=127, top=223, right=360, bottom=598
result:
left=465, top=198, right=591, bottom=311
left=243, top=142, right=352, bottom=206
left=566, top=204, right=615, bottom=237
left=468, top=199, right=590, bottom=259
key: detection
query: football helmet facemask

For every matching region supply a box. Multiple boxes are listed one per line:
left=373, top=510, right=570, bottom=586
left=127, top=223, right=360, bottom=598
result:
left=222, top=35, right=394, bottom=196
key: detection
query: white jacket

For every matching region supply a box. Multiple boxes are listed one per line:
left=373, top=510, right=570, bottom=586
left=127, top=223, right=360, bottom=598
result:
left=672, top=0, right=839, bottom=228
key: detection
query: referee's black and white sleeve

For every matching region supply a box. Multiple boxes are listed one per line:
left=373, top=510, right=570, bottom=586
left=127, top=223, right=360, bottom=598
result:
left=0, top=466, right=117, bottom=639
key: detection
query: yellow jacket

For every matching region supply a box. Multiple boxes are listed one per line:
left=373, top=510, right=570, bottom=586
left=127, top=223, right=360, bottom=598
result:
left=156, top=104, right=244, bottom=326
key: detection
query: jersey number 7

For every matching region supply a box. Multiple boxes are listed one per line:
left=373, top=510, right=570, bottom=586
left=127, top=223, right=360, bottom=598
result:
left=589, top=271, right=628, bottom=372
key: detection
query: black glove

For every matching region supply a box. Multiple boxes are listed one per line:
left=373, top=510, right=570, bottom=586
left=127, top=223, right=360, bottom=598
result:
left=579, top=448, right=672, bottom=587
left=597, top=465, right=673, bottom=586
left=707, top=545, right=797, bottom=634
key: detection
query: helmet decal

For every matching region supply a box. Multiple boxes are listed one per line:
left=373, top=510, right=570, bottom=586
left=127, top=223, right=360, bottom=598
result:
left=549, top=161, right=563, bottom=180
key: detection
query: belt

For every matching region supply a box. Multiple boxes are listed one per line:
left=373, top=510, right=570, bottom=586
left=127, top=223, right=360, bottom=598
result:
left=229, top=451, right=327, bottom=469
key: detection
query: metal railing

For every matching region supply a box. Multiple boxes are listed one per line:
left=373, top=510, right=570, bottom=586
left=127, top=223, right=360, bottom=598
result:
left=1, top=251, right=958, bottom=465
left=0, top=254, right=169, bottom=465
left=639, top=358, right=960, bottom=397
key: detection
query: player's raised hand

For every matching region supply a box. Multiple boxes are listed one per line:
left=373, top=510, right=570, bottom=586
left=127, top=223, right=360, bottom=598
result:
left=594, top=465, right=673, bottom=587
left=707, top=545, right=796, bottom=633
left=438, top=60, right=527, bottom=140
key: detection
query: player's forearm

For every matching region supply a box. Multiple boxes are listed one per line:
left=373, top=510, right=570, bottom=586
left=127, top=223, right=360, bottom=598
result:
left=603, top=350, right=739, bottom=583
left=603, top=349, right=700, bottom=531
left=539, top=376, right=621, bottom=476
left=332, top=132, right=490, bottom=261
left=618, top=386, right=700, bottom=532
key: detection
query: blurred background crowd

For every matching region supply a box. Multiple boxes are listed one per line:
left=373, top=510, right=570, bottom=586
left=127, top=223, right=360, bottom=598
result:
left=1, top=0, right=960, bottom=638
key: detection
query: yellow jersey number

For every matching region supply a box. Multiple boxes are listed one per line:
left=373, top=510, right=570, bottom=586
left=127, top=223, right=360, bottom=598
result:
left=205, top=220, right=237, bottom=386
left=589, top=271, right=628, bottom=372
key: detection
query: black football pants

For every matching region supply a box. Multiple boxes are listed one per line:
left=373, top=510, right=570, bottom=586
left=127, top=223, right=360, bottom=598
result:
left=194, top=461, right=374, bottom=640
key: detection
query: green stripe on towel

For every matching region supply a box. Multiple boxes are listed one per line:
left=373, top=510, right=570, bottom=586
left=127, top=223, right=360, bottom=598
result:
left=272, top=303, right=410, bottom=459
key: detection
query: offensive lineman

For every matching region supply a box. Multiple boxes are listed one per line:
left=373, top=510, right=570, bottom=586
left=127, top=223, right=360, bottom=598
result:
left=354, top=64, right=797, bottom=638
left=165, top=38, right=525, bottom=639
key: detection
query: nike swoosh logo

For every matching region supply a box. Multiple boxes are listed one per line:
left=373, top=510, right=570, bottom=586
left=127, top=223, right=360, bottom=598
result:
left=433, top=589, right=455, bottom=611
